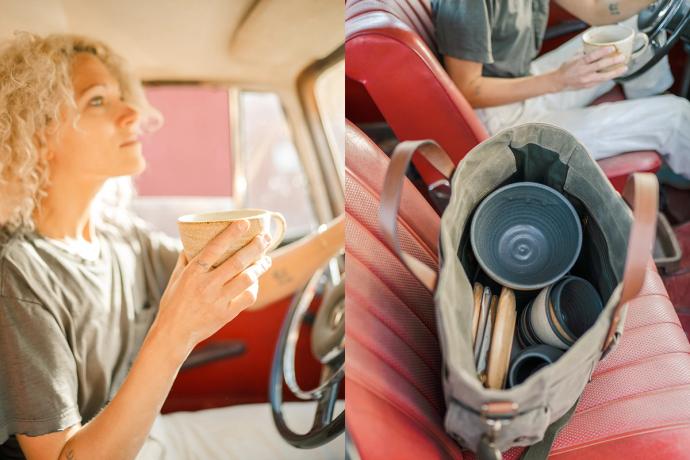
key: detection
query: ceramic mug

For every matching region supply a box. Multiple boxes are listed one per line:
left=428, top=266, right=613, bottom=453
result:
left=582, top=24, right=649, bottom=71
left=508, top=344, right=564, bottom=388
left=522, top=276, right=604, bottom=350
left=177, top=208, right=286, bottom=268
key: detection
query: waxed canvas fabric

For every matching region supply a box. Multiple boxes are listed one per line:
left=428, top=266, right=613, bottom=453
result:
left=436, top=123, right=633, bottom=451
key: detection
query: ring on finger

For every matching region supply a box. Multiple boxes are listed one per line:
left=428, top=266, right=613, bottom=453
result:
left=196, top=259, right=212, bottom=271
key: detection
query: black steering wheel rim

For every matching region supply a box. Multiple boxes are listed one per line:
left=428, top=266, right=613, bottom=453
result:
left=269, top=256, right=345, bottom=449
left=639, top=0, right=684, bottom=38
left=617, top=0, right=690, bottom=82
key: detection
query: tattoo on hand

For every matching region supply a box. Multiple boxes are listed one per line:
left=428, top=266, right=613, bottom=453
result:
left=608, top=2, right=621, bottom=16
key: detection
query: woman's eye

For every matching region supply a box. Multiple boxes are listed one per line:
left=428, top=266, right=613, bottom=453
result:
left=88, top=96, right=105, bottom=107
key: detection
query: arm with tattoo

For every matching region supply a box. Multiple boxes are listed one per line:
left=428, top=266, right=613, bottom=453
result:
left=555, top=0, right=656, bottom=25
left=249, top=214, right=344, bottom=310
left=444, top=56, right=564, bottom=108
left=608, top=2, right=622, bottom=17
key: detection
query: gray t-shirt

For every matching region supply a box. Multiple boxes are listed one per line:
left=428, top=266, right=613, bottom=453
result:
left=0, top=213, right=181, bottom=459
left=432, top=0, right=550, bottom=78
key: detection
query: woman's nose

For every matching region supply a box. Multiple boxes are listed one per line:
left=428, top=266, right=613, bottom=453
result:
left=118, top=101, right=140, bottom=128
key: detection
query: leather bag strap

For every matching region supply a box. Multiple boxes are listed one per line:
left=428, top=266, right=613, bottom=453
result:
left=379, top=140, right=455, bottom=292
left=602, top=173, right=658, bottom=353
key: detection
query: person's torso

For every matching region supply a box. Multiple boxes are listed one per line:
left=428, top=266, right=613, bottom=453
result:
left=484, top=0, right=549, bottom=77
left=2, top=222, right=158, bottom=422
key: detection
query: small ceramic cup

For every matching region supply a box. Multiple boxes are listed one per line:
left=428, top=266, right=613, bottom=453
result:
left=177, top=208, right=286, bottom=268
left=523, top=276, right=604, bottom=350
left=508, top=344, right=564, bottom=388
left=582, top=24, right=649, bottom=71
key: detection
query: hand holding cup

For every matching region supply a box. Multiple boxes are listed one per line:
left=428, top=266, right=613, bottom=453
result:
left=154, top=218, right=276, bottom=353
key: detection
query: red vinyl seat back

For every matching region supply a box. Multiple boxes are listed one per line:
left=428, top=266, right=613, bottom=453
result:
left=345, top=0, right=661, bottom=191
left=346, top=0, right=487, bottom=168
left=345, top=120, right=690, bottom=460
left=345, top=120, right=463, bottom=459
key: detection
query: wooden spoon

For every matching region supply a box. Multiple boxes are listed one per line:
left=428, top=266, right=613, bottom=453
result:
left=472, top=282, right=483, bottom=346
left=487, top=287, right=517, bottom=389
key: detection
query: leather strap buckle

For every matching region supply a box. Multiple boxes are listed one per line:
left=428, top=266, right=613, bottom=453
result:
left=477, top=402, right=518, bottom=460
left=480, top=401, right=519, bottom=420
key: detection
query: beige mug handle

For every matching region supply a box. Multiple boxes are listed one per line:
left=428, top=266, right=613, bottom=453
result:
left=267, top=211, right=286, bottom=252
left=631, top=32, right=649, bottom=60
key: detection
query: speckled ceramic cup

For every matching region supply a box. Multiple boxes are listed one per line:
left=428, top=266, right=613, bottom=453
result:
left=583, top=24, right=648, bottom=71
left=524, top=276, right=604, bottom=350
left=177, top=209, right=286, bottom=267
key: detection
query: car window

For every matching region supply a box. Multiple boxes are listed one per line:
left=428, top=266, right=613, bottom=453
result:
left=238, top=91, right=318, bottom=241
left=131, top=86, right=318, bottom=243
left=132, top=86, right=234, bottom=237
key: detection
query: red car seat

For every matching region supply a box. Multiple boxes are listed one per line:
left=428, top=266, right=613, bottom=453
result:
left=345, top=0, right=661, bottom=192
left=345, top=120, right=690, bottom=459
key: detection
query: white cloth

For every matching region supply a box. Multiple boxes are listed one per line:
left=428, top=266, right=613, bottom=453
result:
left=136, top=401, right=345, bottom=460
left=475, top=17, right=690, bottom=179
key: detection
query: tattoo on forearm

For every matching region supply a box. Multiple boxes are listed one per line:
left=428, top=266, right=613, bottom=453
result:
left=468, top=75, right=482, bottom=97
left=608, top=2, right=621, bottom=16
left=65, top=448, right=75, bottom=460
left=271, top=268, right=294, bottom=286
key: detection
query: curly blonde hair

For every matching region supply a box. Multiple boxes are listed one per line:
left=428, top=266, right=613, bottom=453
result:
left=0, top=32, right=161, bottom=234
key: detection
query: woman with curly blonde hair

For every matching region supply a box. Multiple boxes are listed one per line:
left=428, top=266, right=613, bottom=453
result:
left=0, top=32, right=343, bottom=460
left=0, top=32, right=157, bottom=233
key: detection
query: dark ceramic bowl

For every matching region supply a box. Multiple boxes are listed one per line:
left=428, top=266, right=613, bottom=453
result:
left=470, top=182, right=582, bottom=291
left=508, top=344, right=564, bottom=388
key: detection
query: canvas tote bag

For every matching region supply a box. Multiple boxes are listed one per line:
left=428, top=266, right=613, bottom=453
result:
left=378, top=123, right=658, bottom=459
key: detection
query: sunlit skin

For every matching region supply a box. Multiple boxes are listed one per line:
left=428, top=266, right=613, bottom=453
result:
left=36, top=52, right=144, bottom=241
left=14, top=51, right=345, bottom=460
left=16, top=52, right=274, bottom=460
left=444, top=0, right=657, bottom=109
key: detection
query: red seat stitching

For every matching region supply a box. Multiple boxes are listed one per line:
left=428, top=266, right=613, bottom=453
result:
left=346, top=166, right=439, bottom=264
left=348, top=325, right=444, bottom=415
left=347, top=285, right=441, bottom=377
left=347, top=375, right=462, bottom=459
left=346, top=215, right=438, bottom=335
left=575, top=383, right=690, bottom=417
left=550, top=423, right=690, bottom=457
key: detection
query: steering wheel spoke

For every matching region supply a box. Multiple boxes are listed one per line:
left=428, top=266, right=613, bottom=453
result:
left=269, top=253, right=345, bottom=449
left=313, top=370, right=342, bottom=430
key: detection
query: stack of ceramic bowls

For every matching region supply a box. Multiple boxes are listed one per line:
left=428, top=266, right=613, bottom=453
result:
left=470, top=182, right=603, bottom=388
left=470, top=182, right=582, bottom=291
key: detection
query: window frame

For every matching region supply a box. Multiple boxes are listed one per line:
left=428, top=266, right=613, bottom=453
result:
left=231, top=87, right=320, bottom=241
left=296, top=45, right=346, bottom=218
left=141, top=48, right=342, bottom=240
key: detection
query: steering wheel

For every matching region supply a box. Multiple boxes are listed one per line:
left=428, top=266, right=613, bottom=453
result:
left=617, top=0, right=690, bottom=81
left=269, top=254, right=345, bottom=449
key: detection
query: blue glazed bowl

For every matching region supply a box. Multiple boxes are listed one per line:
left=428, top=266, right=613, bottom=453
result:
left=470, top=182, right=582, bottom=291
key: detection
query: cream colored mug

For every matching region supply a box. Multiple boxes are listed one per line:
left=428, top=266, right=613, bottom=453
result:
left=582, top=24, right=649, bottom=71
left=177, top=209, right=286, bottom=268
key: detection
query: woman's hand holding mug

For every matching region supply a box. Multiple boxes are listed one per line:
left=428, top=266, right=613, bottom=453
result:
left=153, top=219, right=273, bottom=357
